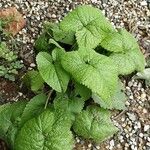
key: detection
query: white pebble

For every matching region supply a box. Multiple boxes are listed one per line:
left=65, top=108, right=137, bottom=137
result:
left=52, top=14, right=57, bottom=18
left=139, top=133, right=144, bottom=138
left=144, top=125, right=150, bottom=132
left=96, top=145, right=100, bottom=149
left=143, top=108, right=148, bottom=114
left=110, top=140, right=114, bottom=147
left=141, top=1, right=147, bottom=6
left=30, top=63, right=36, bottom=67
left=88, top=143, right=92, bottom=148
left=141, top=93, right=146, bottom=99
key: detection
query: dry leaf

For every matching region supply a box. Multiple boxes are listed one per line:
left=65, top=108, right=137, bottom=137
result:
left=0, top=7, right=26, bottom=36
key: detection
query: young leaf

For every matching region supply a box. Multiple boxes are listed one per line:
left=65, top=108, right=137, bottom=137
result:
left=73, top=106, right=118, bottom=142
left=109, top=29, right=145, bottom=75
left=61, top=50, right=118, bottom=101
left=60, top=5, right=114, bottom=49
left=20, top=93, right=47, bottom=126
left=36, top=52, right=70, bottom=92
left=15, top=110, right=74, bottom=150
left=23, top=70, right=44, bottom=92
left=35, top=33, right=50, bottom=52
left=45, top=21, right=75, bottom=45
left=92, top=81, right=126, bottom=110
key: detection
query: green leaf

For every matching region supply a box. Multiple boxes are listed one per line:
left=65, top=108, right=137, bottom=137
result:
left=23, top=70, right=44, bottom=92
left=0, top=101, right=27, bottom=147
left=60, top=5, right=114, bottom=49
left=20, top=94, right=47, bottom=126
left=73, top=106, right=118, bottom=142
left=100, top=32, right=124, bottom=52
left=109, top=29, right=145, bottom=75
left=35, top=33, right=50, bottom=52
left=61, top=50, right=118, bottom=101
left=36, top=52, right=70, bottom=92
left=51, top=48, right=65, bottom=62
left=54, top=95, right=85, bottom=115
left=74, top=82, right=91, bottom=101
left=15, top=110, right=74, bottom=150
left=45, top=22, right=75, bottom=45
left=49, top=38, right=63, bottom=49
left=92, top=81, right=126, bottom=110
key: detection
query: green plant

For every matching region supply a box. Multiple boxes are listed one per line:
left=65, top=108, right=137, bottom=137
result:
left=0, top=5, right=145, bottom=150
left=0, top=42, right=23, bottom=81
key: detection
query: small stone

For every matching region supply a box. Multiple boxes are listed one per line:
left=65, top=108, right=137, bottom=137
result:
left=91, top=0, right=97, bottom=3
left=141, top=1, right=147, bottom=6
left=52, top=14, right=57, bottom=18
left=127, top=113, right=136, bottom=121
left=141, top=93, right=146, bottom=99
left=143, top=108, right=148, bottom=114
left=76, top=137, right=80, bottom=143
left=128, top=81, right=133, bottom=87
left=121, top=117, right=125, bottom=122
left=30, top=63, right=36, bottom=67
left=110, top=140, right=114, bottom=147
left=146, top=142, right=150, bottom=146
left=125, top=143, right=129, bottom=147
left=122, top=123, right=126, bottom=127
left=131, top=145, right=135, bottom=150
left=137, top=122, right=141, bottom=128
left=129, top=95, right=134, bottom=99
left=144, top=125, right=150, bottom=132
left=96, top=145, right=100, bottom=149
left=139, top=133, right=144, bottom=138
left=18, top=92, right=23, bottom=96
left=134, top=147, right=138, bottom=150
left=125, top=101, right=130, bottom=106
left=88, top=143, right=92, bottom=148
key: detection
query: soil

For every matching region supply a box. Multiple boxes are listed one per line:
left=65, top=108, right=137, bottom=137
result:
left=0, top=0, right=150, bottom=150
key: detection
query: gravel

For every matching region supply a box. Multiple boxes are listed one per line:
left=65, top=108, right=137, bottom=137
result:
left=0, top=0, right=150, bottom=150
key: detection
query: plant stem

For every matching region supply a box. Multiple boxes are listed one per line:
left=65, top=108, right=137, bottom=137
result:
left=113, top=110, right=127, bottom=120
left=44, top=90, right=53, bottom=109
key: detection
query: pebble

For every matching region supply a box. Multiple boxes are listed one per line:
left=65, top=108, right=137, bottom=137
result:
left=127, top=113, right=136, bottom=121
left=88, top=143, right=92, bottom=148
left=109, top=139, right=115, bottom=147
left=143, top=108, right=148, bottom=114
left=141, top=93, right=146, bottom=99
left=30, top=63, right=36, bottom=67
left=144, top=125, right=150, bottom=132
left=51, top=14, right=57, bottom=19
left=139, top=133, right=144, bottom=138
left=95, top=145, right=100, bottom=149
left=0, top=0, right=150, bottom=150
left=141, top=1, right=147, bottom=6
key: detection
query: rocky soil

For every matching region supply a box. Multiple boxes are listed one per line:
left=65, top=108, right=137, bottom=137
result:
left=0, top=0, right=150, bottom=150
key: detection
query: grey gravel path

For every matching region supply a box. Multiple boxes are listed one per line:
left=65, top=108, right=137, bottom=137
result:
left=0, top=0, right=150, bottom=150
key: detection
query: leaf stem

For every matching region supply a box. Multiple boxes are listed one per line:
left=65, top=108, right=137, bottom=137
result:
left=113, top=110, right=127, bottom=120
left=44, top=90, right=53, bottom=109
